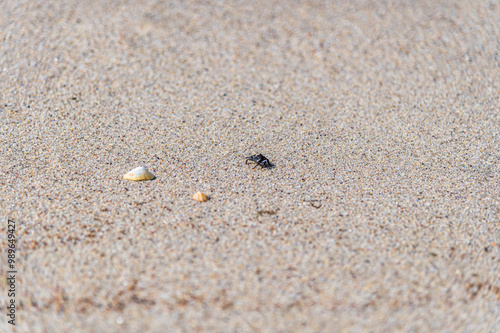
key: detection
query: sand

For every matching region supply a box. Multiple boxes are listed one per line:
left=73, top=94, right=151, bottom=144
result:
left=0, top=0, right=499, bottom=332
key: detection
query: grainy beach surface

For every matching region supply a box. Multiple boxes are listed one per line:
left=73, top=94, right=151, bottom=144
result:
left=1, top=0, right=499, bottom=332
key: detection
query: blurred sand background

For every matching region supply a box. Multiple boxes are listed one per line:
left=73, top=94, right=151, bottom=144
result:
left=0, top=0, right=499, bottom=331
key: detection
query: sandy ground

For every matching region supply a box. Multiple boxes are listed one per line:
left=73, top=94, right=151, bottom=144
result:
left=0, top=0, right=499, bottom=332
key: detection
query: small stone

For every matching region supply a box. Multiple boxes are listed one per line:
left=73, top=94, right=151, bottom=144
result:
left=123, top=167, right=155, bottom=181
left=193, top=191, right=209, bottom=202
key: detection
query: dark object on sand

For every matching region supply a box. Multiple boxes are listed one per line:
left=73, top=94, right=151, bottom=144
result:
left=245, top=154, right=273, bottom=169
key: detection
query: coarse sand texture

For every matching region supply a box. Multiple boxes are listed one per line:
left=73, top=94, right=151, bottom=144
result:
left=0, top=0, right=499, bottom=332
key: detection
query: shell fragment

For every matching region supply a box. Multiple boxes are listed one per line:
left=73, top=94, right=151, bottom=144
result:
left=123, top=167, right=155, bottom=181
left=193, top=191, right=209, bottom=202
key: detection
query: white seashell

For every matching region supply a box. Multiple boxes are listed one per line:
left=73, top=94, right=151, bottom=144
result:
left=192, top=191, right=209, bottom=202
left=123, top=167, right=155, bottom=181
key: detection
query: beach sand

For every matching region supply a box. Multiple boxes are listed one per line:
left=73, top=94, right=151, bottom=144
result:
left=0, top=0, right=499, bottom=331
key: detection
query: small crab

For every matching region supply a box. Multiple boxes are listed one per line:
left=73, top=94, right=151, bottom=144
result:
left=245, top=153, right=274, bottom=169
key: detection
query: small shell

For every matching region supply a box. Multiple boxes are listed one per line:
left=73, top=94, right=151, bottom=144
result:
left=192, top=191, right=209, bottom=202
left=123, top=167, right=155, bottom=181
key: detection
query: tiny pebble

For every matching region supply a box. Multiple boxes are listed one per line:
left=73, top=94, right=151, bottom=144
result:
left=193, top=191, right=209, bottom=202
